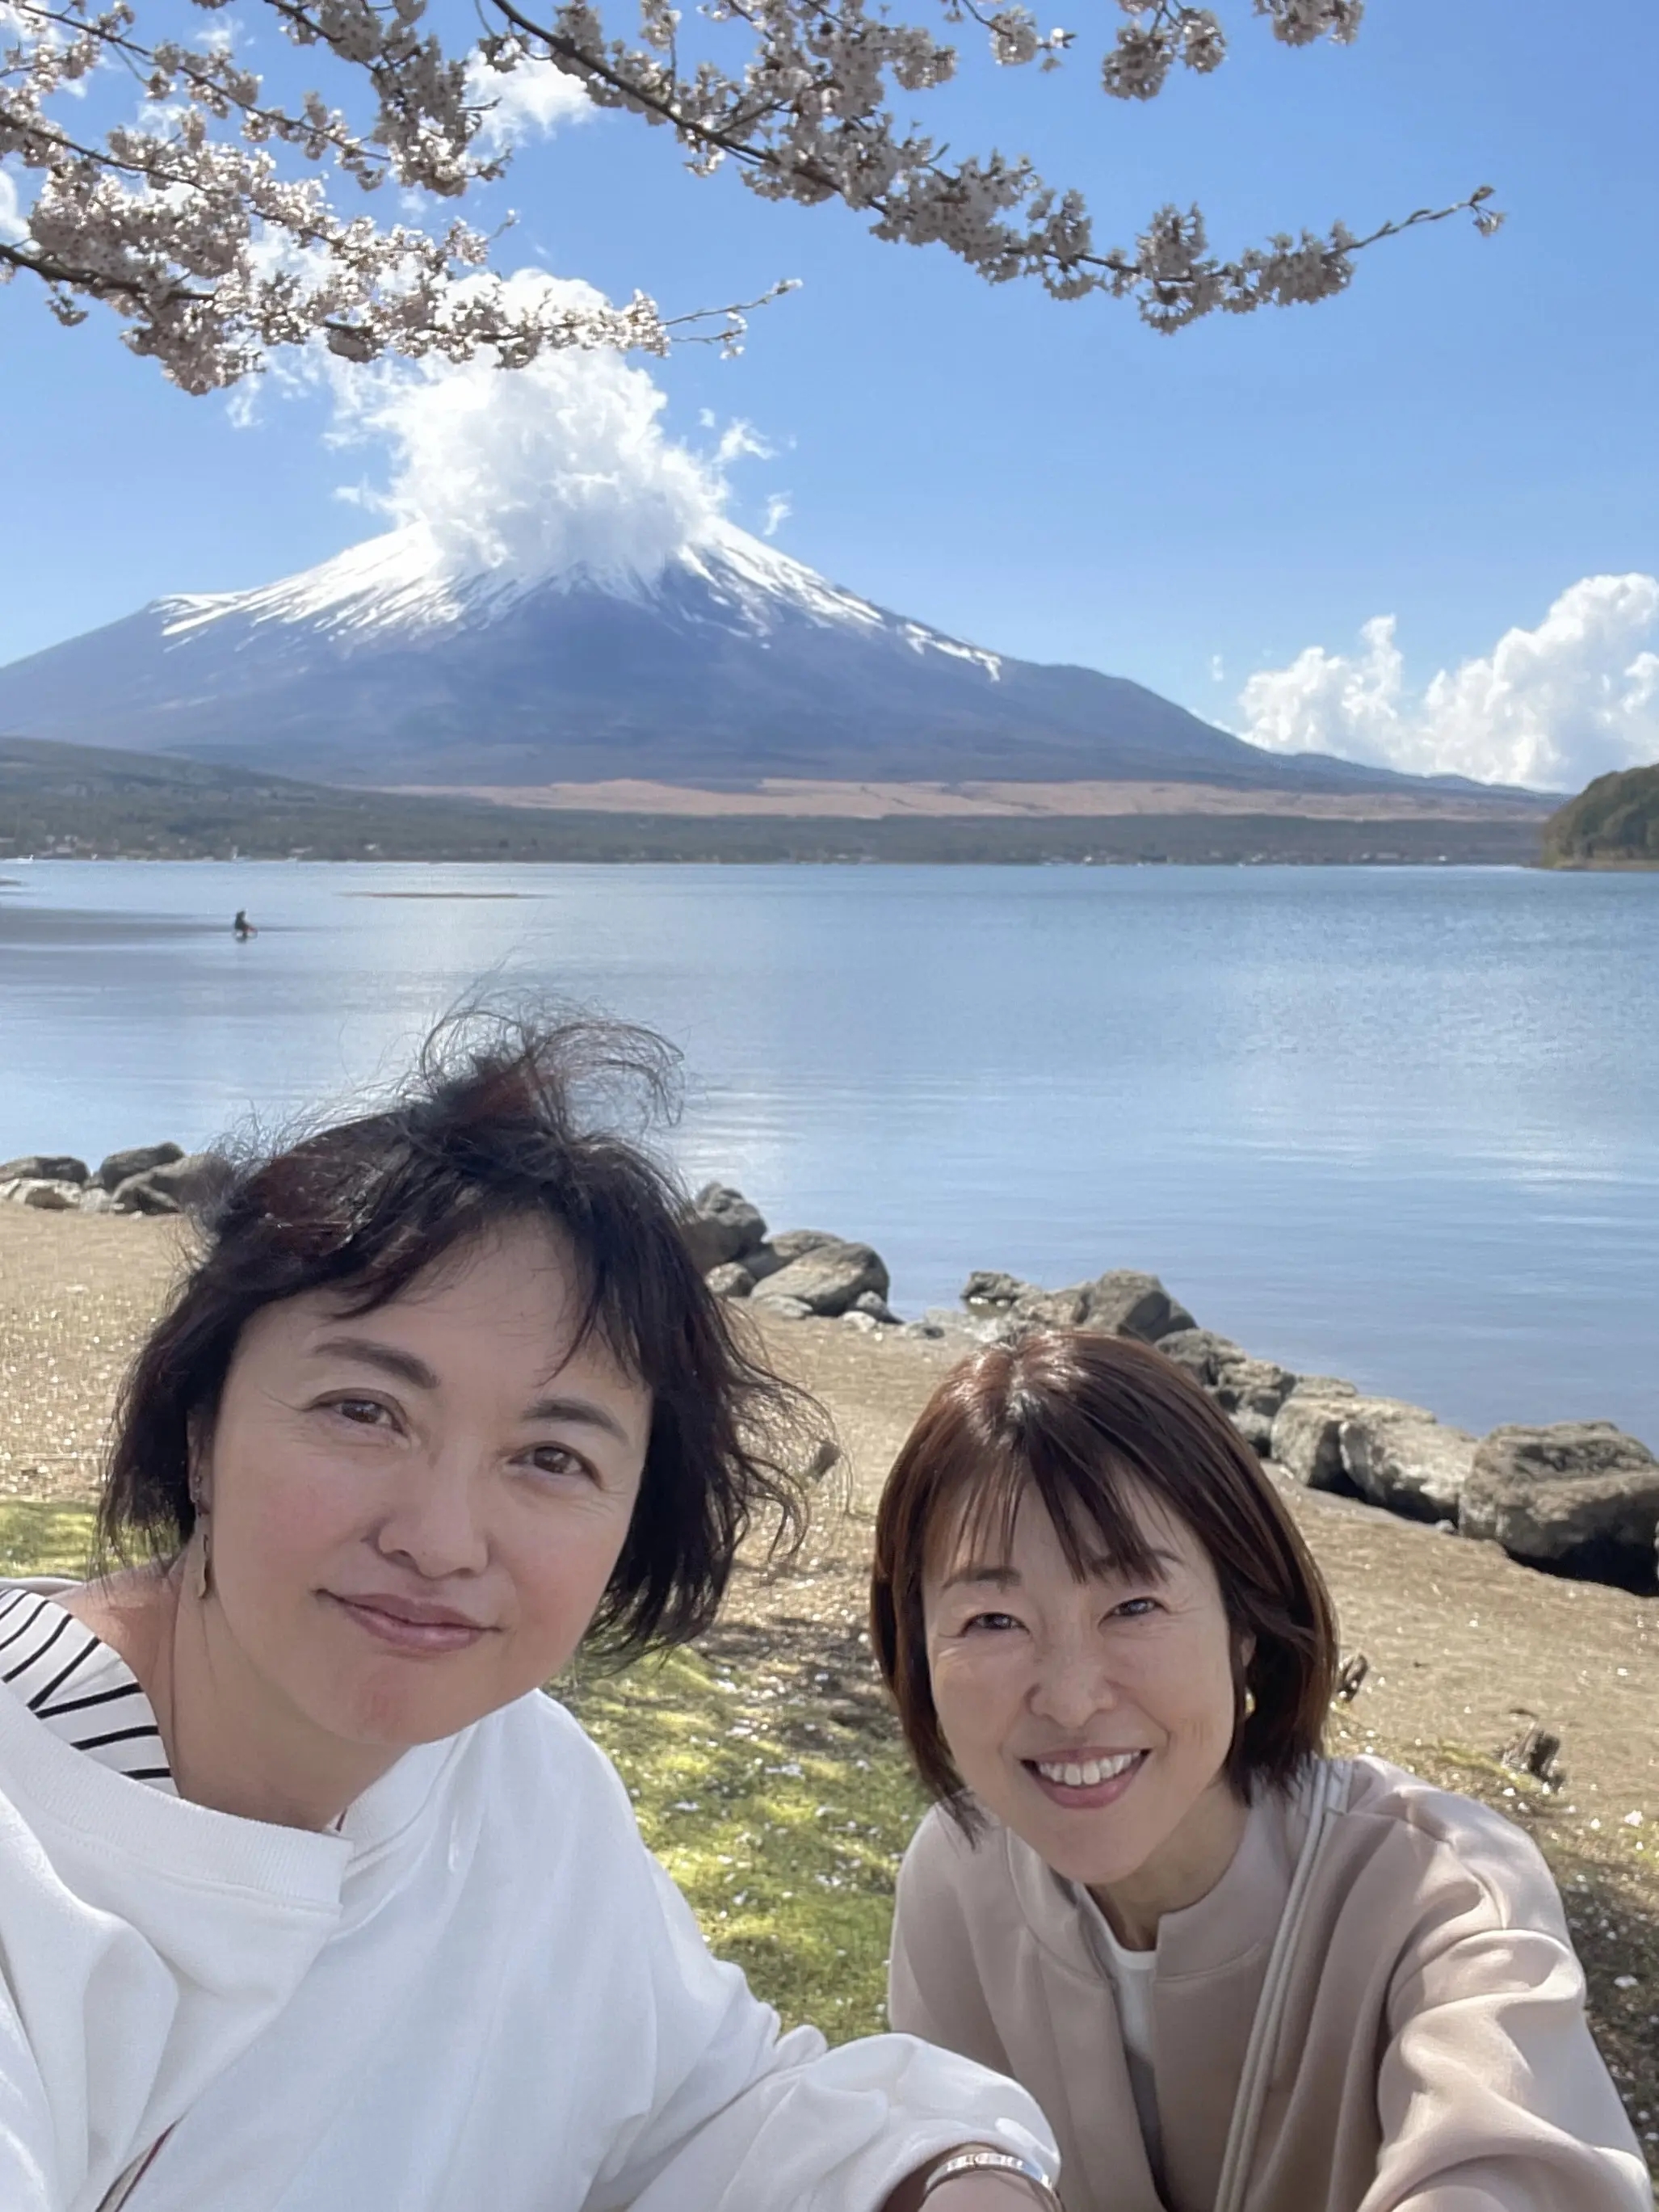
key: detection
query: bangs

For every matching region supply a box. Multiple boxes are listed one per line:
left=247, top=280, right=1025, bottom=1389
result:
left=930, top=1381, right=1169, bottom=1589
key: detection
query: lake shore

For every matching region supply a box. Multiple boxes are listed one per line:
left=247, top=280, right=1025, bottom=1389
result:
left=2, top=1202, right=1655, bottom=2167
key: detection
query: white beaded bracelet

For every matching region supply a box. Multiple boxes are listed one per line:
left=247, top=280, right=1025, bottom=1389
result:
left=917, top=2147, right=1062, bottom=2207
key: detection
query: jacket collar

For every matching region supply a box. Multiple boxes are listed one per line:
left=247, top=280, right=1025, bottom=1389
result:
left=1000, top=1777, right=1303, bottom=1983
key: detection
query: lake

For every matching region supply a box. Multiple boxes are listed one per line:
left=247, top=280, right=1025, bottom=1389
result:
left=2, top=860, right=1656, bottom=1445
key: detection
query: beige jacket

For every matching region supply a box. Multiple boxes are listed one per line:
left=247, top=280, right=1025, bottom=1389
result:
left=888, top=1756, right=1650, bottom=2212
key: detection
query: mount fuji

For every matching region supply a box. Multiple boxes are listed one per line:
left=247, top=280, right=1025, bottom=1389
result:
left=0, top=521, right=1487, bottom=797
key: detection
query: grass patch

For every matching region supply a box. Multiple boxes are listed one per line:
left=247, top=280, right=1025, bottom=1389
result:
left=0, top=1501, right=97, bottom=1579
left=562, top=1620, right=926, bottom=2043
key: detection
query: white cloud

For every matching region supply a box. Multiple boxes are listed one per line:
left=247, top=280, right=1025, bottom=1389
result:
left=325, top=272, right=783, bottom=587
left=713, top=418, right=773, bottom=465
left=762, top=493, right=792, bottom=538
left=1237, top=575, right=1659, bottom=791
left=464, top=53, right=591, bottom=153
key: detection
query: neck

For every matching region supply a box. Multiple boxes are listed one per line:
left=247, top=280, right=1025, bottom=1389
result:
left=1087, top=1778, right=1249, bottom=1950
left=96, top=1564, right=399, bottom=1831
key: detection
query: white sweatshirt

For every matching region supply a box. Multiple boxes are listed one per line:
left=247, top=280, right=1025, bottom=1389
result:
left=0, top=1662, right=1056, bottom=2212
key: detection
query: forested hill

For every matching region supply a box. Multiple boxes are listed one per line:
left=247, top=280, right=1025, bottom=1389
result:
left=1541, top=763, right=1659, bottom=867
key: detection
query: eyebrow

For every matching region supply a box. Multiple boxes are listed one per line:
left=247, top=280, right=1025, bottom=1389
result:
left=309, top=1338, right=634, bottom=1445
left=941, top=1547, right=1182, bottom=1594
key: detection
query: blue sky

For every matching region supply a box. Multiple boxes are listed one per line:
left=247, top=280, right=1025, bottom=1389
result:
left=2, top=0, right=1657, bottom=786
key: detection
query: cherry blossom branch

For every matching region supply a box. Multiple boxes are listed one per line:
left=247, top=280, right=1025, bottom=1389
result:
left=0, top=0, right=1503, bottom=389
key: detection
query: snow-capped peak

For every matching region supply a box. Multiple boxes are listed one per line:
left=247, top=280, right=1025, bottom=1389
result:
left=152, top=517, right=1003, bottom=679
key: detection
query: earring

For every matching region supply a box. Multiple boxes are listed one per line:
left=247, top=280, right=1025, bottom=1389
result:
left=1243, top=1686, right=1258, bottom=1719
left=194, top=1516, right=212, bottom=1603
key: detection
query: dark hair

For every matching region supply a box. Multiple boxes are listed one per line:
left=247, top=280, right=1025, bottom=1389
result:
left=99, top=1011, right=815, bottom=1658
left=871, top=1329, right=1338, bottom=1820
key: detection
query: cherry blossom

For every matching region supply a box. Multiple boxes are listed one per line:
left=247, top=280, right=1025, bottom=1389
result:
left=1, top=0, right=1502, bottom=390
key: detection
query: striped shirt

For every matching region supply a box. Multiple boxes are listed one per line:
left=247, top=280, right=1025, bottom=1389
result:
left=0, top=1584, right=175, bottom=1793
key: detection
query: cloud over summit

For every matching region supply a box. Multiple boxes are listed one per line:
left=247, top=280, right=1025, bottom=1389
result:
left=1238, top=575, right=1659, bottom=792
left=328, top=274, right=774, bottom=587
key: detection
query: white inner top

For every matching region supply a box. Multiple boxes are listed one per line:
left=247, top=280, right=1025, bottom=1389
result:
left=1076, top=1884, right=1163, bottom=2174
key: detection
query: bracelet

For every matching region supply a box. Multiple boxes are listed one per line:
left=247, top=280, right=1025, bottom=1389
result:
left=918, top=2147, right=1062, bottom=2208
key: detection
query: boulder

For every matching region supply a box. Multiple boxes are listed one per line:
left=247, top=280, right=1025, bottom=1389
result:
left=960, top=1268, right=1195, bottom=1342
left=754, top=1293, right=813, bottom=1322
left=1082, top=1271, right=1197, bottom=1343
left=0, top=1154, right=87, bottom=1185
left=1460, top=1423, right=1659, bottom=1586
left=680, top=1184, right=768, bottom=1273
left=78, top=1187, right=116, bottom=1215
left=1155, top=1329, right=1247, bottom=1390
left=1212, top=1356, right=1298, bottom=1453
left=1270, top=1384, right=1363, bottom=1491
left=850, top=1290, right=897, bottom=1323
left=20, top=1180, right=83, bottom=1211
left=840, top=1310, right=884, bottom=1335
left=95, top=1142, right=183, bottom=1193
left=704, top=1261, right=755, bottom=1299
left=111, top=1151, right=231, bottom=1217
left=1338, top=1405, right=1474, bottom=1522
left=1007, top=1285, right=1092, bottom=1328
left=750, top=1237, right=890, bottom=1318
left=766, top=1230, right=840, bottom=1264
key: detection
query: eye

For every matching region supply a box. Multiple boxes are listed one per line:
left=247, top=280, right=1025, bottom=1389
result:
left=526, top=1444, right=598, bottom=1486
left=962, top=1610, right=1024, bottom=1634
left=322, top=1395, right=393, bottom=1428
left=1109, top=1595, right=1161, bottom=1620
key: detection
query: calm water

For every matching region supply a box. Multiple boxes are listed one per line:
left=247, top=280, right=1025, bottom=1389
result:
left=2, top=860, right=1656, bottom=1445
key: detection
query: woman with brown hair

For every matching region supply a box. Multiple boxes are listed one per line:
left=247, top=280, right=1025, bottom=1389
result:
left=872, top=1329, right=1648, bottom=2212
left=0, top=1016, right=1060, bottom=2212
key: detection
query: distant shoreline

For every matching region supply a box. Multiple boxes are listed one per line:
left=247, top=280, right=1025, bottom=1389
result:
left=1, top=812, right=1547, bottom=868
left=0, top=737, right=1553, bottom=868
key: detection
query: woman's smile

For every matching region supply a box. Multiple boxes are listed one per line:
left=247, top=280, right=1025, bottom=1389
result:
left=324, top=1588, right=495, bottom=1656
left=1023, top=1746, right=1150, bottom=1810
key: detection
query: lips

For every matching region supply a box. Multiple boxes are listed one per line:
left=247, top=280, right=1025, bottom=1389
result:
left=326, top=1590, right=492, bottom=1655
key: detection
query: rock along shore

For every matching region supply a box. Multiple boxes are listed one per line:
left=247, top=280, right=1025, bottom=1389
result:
left=7, top=1157, right=1656, bottom=1596
left=682, top=1182, right=1659, bottom=1600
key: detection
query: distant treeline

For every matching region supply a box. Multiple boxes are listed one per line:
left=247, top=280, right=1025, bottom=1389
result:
left=0, top=734, right=1545, bottom=867
left=1541, top=763, right=1659, bottom=868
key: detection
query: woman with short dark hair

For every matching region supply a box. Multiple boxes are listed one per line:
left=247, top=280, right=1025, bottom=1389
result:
left=0, top=1016, right=1060, bottom=2212
left=872, top=1329, right=1648, bottom=2212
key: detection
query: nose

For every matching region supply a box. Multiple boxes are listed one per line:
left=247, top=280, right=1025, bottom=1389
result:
left=372, top=1448, right=489, bottom=1581
left=1028, top=1632, right=1122, bottom=1733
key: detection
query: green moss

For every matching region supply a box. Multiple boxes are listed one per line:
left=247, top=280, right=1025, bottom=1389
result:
left=0, top=1501, right=98, bottom=1580
left=561, top=1643, right=926, bottom=2042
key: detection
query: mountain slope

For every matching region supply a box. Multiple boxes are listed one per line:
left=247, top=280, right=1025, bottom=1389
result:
left=0, top=521, right=1510, bottom=797
left=1541, top=763, right=1659, bottom=866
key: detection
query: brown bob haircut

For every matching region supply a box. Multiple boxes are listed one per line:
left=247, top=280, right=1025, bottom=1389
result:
left=872, top=1329, right=1338, bottom=1821
left=99, top=1011, right=813, bottom=1659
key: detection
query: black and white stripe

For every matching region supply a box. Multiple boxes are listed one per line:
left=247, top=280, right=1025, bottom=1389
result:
left=0, top=1586, right=175, bottom=1790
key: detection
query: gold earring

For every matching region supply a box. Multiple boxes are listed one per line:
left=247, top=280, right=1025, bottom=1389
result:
left=1243, top=1687, right=1257, bottom=1719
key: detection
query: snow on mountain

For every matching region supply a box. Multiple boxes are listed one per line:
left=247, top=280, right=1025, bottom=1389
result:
left=152, top=518, right=1005, bottom=680
left=0, top=524, right=1458, bottom=796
